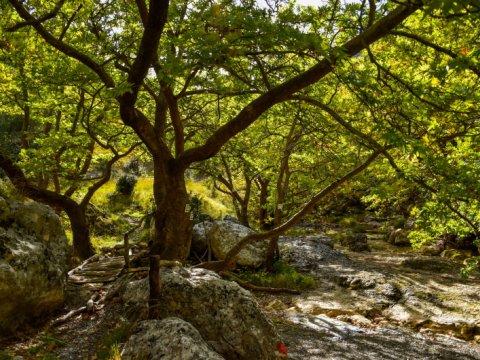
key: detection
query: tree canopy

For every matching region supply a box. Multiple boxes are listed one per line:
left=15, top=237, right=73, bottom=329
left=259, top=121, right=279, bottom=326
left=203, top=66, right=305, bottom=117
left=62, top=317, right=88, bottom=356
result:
left=0, top=0, right=479, bottom=277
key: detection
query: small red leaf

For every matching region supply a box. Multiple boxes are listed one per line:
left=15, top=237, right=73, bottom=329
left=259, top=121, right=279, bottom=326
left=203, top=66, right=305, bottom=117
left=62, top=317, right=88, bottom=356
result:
left=277, top=342, right=288, bottom=355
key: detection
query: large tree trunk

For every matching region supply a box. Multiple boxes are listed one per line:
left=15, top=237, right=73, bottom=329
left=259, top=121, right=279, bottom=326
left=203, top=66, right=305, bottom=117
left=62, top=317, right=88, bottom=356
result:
left=150, top=159, right=192, bottom=261
left=65, top=204, right=95, bottom=260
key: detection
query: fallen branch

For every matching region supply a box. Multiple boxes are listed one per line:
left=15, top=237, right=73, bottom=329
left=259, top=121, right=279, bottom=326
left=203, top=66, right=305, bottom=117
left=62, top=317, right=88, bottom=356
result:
left=50, top=306, right=87, bottom=327
left=220, top=271, right=301, bottom=294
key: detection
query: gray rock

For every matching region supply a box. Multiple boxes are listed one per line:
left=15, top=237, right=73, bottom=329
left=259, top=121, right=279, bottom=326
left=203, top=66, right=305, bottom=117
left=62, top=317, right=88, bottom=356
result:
left=223, top=215, right=241, bottom=224
left=335, top=274, right=377, bottom=290
left=388, top=228, right=411, bottom=246
left=209, top=221, right=267, bottom=268
left=121, top=318, right=225, bottom=360
left=280, top=235, right=350, bottom=273
left=191, top=221, right=214, bottom=255
left=340, top=232, right=370, bottom=252
left=121, top=266, right=281, bottom=360
left=0, top=196, right=68, bottom=335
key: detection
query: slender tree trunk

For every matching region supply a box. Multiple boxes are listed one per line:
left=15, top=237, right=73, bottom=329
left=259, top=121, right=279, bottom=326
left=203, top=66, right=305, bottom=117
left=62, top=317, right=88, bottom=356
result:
left=65, top=204, right=95, bottom=260
left=265, top=204, right=284, bottom=269
left=150, top=159, right=192, bottom=261
left=238, top=204, right=250, bottom=228
left=257, top=177, right=270, bottom=230
left=238, top=175, right=252, bottom=228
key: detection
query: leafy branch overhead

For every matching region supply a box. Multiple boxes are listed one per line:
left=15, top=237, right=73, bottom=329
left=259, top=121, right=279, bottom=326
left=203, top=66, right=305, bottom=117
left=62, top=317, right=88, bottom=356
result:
left=0, top=0, right=478, bottom=269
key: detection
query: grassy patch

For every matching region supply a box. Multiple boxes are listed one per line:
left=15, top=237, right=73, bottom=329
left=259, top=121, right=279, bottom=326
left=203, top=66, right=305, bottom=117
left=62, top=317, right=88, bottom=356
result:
left=0, top=350, right=14, bottom=360
left=91, top=180, right=116, bottom=209
left=238, top=260, right=316, bottom=290
left=96, top=323, right=131, bottom=360
left=26, top=333, right=65, bottom=359
left=91, top=235, right=121, bottom=251
left=132, top=178, right=155, bottom=209
left=186, top=180, right=231, bottom=219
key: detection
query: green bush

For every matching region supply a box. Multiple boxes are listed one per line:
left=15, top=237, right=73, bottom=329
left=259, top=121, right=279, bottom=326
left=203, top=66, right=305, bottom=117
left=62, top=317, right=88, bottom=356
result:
left=123, top=159, right=142, bottom=176
left=115, top=174, right=137, bottom=196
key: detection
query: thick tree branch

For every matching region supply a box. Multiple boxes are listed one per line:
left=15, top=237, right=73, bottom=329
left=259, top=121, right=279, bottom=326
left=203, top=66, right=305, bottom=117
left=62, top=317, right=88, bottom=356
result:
left=201, top=149, right=383, bottom=271
left=135, top=0, right=149, bottom=27
left=176, top=1, right=421, bottom=168
left=0, top=152, right=77, bottom=211
left=124, top=0, right=170, bottom=99
left=164, top=86, right=184, bottom=156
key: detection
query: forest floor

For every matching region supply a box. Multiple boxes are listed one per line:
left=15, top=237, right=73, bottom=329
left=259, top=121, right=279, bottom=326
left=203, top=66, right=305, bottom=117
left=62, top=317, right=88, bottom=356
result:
left=257, top=231, right=480, bottom=359
left=2, top=227, right=480, bottom=359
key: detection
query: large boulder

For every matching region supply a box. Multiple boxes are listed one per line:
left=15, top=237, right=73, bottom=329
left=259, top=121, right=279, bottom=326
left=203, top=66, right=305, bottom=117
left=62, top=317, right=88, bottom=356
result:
left=209, top=221, right=267, bottom=268
left=121, top=318, right=225, bottom=360
left=0, top=196, right=69, bottom=335
left=121, top=266, right=282, bottom=360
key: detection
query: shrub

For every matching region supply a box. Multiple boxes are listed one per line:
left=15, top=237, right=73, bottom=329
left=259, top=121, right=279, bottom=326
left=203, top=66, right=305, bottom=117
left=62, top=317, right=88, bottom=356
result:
left=123, top=159, right=142, bottom=176
left=115, top=174, right=137, bottom=196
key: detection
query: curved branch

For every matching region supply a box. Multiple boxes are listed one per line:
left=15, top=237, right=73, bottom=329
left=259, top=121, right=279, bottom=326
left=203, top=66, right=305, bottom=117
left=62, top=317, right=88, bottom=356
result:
left=201, top=149, right=383, bottom=271
left=80, top=142, right=142, bottom=207
left=0, top=152, right=77, bottom=211
left=7, top=0, right=66, bottom=31
left=125, top=0, right=170, bottom=97
left=176, top=1, right=421, bottom=168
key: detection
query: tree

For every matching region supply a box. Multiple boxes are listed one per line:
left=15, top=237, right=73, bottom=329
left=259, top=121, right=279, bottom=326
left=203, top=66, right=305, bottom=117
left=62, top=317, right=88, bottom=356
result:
left=0, top=19, right=141, bottom=258
left=2, top=0, right=426, bottom=263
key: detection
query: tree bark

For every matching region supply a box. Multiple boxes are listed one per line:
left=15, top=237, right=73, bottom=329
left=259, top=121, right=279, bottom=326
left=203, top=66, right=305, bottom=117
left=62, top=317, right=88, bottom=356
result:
left=0, top=152, right=96, bottom=260
left=257, top=177, right=270, bottom=230
left=65, top=204, right=95, bottom=260
left=150, top=159, right=192, bottom=261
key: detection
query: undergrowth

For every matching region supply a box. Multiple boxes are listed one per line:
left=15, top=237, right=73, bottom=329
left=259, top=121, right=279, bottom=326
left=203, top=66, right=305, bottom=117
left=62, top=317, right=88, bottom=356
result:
left=96, top=323, right=131, bottom=360
left=238, top=260, right=316, bottom=290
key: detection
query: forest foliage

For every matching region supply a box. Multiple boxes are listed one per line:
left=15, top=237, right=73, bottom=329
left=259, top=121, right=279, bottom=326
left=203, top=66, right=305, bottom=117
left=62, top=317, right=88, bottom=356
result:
left=0, top=0, right=478, bottom=272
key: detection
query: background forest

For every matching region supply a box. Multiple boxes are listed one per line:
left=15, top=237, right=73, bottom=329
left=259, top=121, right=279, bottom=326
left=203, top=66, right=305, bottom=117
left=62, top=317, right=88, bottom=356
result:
left=0, top=0, right=479, bottom=275
left=1, top=0, right=480, bottom=358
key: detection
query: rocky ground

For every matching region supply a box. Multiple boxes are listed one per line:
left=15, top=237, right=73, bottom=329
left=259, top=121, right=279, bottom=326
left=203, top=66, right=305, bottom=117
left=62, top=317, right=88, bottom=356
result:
left=2, top=229, right=480, bottom=359
left=256, top=232, right=480, bottom=359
